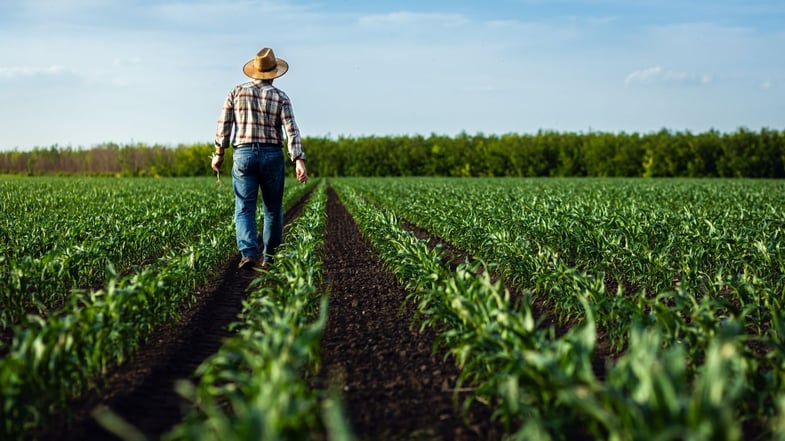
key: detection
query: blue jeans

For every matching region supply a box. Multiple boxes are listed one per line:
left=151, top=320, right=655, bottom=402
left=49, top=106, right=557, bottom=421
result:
left=232, top=144, right=284, bottom=262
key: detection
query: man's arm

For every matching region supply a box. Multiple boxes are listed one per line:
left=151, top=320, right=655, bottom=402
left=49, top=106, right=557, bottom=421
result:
left=215, top=89, right=235, bottom=151
left=280, top=94, right=304, bottom=162
left=213, top=89, right=235, bottom=172
left=280, top=93, right=307, bottom=183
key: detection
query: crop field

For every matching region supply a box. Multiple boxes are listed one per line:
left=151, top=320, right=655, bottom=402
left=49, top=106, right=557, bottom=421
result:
left=1, top=175, right=784, bottom=440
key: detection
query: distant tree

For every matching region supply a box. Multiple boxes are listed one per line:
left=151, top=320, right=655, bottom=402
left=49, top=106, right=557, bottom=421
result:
left=2, top=128, right=784, bottom=177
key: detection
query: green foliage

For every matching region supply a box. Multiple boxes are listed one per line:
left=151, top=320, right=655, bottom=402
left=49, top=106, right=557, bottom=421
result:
left=0, top=232, right=238, bottom=438
left=2, top=127, right=784, bottom=177
left=336, top=177, right=785, bottom=439
left=0, top=176, right=315, bottom=438
left=0, top=177, right=235, bottom=329
left=165, top=180, right=339, bottom=441
left=0, top=143, right=231, bottom=177
left=2, top=175, right=784, bottom=439
left=304, top=128, right=784, bottom=178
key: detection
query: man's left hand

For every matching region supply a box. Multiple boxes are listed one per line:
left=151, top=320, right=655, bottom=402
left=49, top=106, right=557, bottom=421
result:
left=295, top=159, right=308, bottom=183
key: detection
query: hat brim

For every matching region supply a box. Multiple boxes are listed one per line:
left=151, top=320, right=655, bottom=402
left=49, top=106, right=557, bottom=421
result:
left=243, top=58, right=289, bottom=80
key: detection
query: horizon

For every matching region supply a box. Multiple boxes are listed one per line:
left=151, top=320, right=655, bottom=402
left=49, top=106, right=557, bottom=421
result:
left=4, top=125, right=783, bottom=153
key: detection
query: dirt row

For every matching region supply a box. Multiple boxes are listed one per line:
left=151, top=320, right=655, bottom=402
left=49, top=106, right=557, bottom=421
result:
left=46, top=186, right=505, bottom=440
left=49, top=196, right=309, bottom=441
left=313, top=187, right=500, bottom=440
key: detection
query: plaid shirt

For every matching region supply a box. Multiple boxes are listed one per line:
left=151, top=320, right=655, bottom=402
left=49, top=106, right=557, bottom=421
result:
left=215, top=80, right=304, bottom=161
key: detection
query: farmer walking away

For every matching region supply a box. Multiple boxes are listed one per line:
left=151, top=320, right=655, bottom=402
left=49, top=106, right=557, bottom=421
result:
left=212, top=47, right=308, bottom=270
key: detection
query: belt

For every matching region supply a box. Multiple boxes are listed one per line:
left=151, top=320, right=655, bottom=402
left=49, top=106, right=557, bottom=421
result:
left=235, top=142, right=281, bottom=149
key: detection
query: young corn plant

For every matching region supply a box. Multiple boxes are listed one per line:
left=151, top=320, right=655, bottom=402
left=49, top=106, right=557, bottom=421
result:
left=334, top=178, right=765, bottom=441
left=165, top=180, right=341, bottom=441
left=0, top=178, right=234, bottom=329
left=0, top=229, right=236, bottom=438
left=0, top=178, right=315, bottom=438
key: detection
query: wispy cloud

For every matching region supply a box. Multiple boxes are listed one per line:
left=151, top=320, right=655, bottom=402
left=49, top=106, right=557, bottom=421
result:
left=558, top=14, right=619, bottom=25
left=151, top=0, right=316, bottom=29
left=0, top=65, right=76, bottom=79
left=625, top=66, right=712, bottom=86
left=357, top=11, right=469, bottom=29
left=112, top=57, right=142, bottom=68
left=624, top=66, right=662, bottom=84
left=0, top=59, right=144, bottom=88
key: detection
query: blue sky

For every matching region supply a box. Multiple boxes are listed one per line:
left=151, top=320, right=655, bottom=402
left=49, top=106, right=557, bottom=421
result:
left=0, top=0, right=783, bottom=150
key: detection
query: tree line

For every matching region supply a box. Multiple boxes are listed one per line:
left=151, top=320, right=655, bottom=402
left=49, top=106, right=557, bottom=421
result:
left=0, top=143, right=215, bottom=177
left=1, top=128, right=783, bottom=178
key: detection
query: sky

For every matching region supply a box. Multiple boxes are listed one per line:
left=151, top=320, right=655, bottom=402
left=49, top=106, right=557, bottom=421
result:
left=0, top=0, right=783, bottom=150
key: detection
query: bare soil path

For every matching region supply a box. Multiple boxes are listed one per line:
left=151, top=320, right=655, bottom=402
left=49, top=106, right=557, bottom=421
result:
left=313, top=187, right=500, bottom=440
left=49, top=195, right=309, bottom=441
left=48, top=185, right=504, bottom=441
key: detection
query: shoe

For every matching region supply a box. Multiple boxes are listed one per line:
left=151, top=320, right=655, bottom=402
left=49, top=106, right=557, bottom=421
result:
left=238, top=256, right=256, bottom=270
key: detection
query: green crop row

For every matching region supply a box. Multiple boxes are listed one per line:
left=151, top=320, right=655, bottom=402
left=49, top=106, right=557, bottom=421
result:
left=0, top=221, right=237, bottom=438
left=346, top=178, right=784, bottom=297
left=0, top=177, right=317, bottom=439
left=0, top=177, right=311, bottom=330
left=346, top=178, right=785, bottom=351
left=333, top=178, right=785, bottom=440
left=0, top=177, right=235, bottom=329
left=163, top=180, right=353, bottom=441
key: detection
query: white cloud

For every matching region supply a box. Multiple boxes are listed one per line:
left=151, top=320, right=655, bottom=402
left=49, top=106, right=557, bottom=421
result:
left=559, top=14, right=619, bottom=25
left=18, top=0, right=111, bottom=14
left=151, top=0, right=315, bottom=28
left=112, top=57, right=142, bottom=68
left=0, top=65, right=76, bottom=79
left=625, top=66, right=662, bottom=84
left=625, top=66, right=712, bottom=86
left=357, top=11, right=469, bottom=29
left=759, top=80, right=771, bottom=90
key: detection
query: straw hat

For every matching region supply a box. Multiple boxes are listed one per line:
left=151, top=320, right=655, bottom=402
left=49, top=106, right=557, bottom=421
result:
left=242, top=48, right=289, bottom=80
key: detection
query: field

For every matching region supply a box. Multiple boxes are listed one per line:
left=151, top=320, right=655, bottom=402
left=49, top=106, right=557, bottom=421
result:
left=1, top=175, right=784, bottom=440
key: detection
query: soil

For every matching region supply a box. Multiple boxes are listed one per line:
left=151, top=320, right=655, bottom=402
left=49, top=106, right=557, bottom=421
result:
left=313, top=187, right=501, bottom=440
left=46, top=194, right=309, bottom=441
left=42, top=185, right=503, bottom=441
left=18, top=181, right=768, bottom=441
left=401, top=220, right=613, bottom=381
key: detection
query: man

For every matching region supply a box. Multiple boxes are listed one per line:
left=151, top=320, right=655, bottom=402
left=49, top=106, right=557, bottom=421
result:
left=212, top=47, right=308, bottom=270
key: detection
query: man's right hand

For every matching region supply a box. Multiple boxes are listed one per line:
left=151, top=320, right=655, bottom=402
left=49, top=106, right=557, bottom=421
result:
left=211, top=154, right=224, bottom=173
